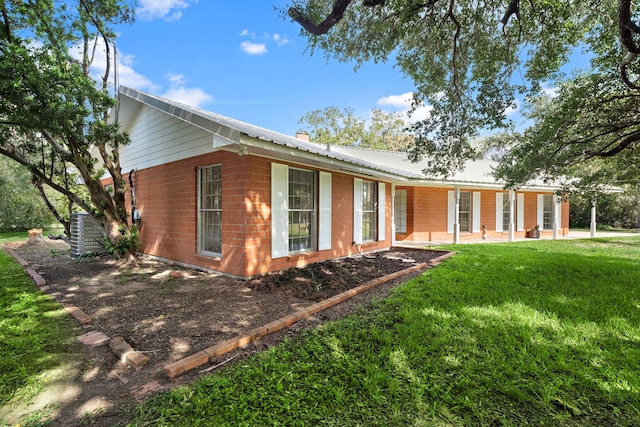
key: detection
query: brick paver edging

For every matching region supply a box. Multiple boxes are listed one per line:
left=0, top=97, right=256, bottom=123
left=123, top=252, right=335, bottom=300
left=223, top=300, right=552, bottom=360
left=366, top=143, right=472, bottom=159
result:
left=4, top=245, right=47, bottom=288
left=3, top=244, right=93, bottom=325
left=164, top=249, right=455, bottom=379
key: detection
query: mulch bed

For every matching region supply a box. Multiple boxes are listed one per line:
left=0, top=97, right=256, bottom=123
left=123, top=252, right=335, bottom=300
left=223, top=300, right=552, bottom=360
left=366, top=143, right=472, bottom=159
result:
left=3, top=239, right=448, bottom=426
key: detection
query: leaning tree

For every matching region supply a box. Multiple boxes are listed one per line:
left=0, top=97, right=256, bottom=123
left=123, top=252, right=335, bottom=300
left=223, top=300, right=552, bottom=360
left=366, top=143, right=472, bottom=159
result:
left=283, top=0, right=640, bottom=180
left=0, top=0, right=136, bottom=255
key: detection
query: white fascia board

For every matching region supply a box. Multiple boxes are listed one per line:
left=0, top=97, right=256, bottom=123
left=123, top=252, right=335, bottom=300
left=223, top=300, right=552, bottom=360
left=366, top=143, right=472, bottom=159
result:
left=404, top=179, right=562, bottom=192
left=213, top=133, right=237, bottom=149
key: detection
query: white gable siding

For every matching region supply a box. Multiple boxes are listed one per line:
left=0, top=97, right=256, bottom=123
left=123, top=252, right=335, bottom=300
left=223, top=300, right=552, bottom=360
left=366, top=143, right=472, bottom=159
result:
left=119, top=105, right=213, bottom=171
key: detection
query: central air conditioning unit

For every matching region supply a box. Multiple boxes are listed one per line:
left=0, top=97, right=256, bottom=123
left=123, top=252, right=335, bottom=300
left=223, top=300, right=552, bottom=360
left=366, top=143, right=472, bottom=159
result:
left=70, top=212, right=107, bottom=258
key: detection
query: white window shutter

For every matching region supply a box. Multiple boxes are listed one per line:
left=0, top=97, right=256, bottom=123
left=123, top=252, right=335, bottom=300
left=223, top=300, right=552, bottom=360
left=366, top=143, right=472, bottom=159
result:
left=271, top=163, right=289, bottom=259
left=378, top=183, right=386, bottom=241
left=537, top=194, right=544, bottom=230
left=447, top=190, right=455, bottom=234
left=557, top=200, right=562, bottom=228
left=318, top=172, right=332, bottom=250
left=495, top=192, right=503, bottom=232
left=517, top=193, right=525, bottom=231
left=472, top=191, right=481, bottom=233
left=353, top=178, right=363, bottom=244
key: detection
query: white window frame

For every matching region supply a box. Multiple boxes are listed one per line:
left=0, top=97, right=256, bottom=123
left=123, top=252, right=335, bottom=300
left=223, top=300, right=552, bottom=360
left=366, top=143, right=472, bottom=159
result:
left=288, top=167, right=317, bottom=253
left=459, top=191, right=471, bottom=233
left=271, top=163, right=331, bottom=259
left=354, top=179, right=386, bottom=243
left=536, top=194, right=554, bottom=230
left=394, top=188, right=407, bottom=233
left=197, top=164, right=222, bottom=256
left=362, top=180, right=378, bottom=242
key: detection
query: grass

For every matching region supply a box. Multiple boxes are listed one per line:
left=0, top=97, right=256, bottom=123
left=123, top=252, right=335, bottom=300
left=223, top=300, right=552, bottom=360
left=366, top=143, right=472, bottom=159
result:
left=128, top=237, right=640, bottom=426
left=0, top=230, right=80, bottom=422
left=1, top=232, right=639, bottom=425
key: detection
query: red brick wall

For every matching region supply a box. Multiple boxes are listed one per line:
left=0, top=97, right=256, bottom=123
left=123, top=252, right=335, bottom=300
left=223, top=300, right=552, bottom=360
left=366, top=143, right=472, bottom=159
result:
left=120, top=153, right=392, bottom=277
left=395, top=187, right=570, bottom=242
left=110, top=156, right=571, bottom=275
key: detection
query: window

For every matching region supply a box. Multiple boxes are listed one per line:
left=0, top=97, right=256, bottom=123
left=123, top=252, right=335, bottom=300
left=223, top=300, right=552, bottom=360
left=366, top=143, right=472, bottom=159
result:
left=362, top=180, right=377, bottom=241
left=198, top=165, right=222, bottom=255
left=503, top=193, right=511, bottom=231
left=288, top=168, right=317, bottom=252
left=459, top=191, right=471, bottom=232
left=395, top=189, right=407, bottom=233
left=543, top=194, right=553, bottom=230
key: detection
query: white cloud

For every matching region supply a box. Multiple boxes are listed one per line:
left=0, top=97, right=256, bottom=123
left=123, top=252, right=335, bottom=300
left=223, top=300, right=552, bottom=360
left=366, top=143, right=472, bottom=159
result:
left=541, top=82, right=559, bottom=98
left=161, top=73, right=213, bottom=107
left=137, top=0, right=194, bottom=21
left=69, top=36, right=211, bottom=108
left=377, top=92, right=432, bottom=123
left=272, top=34, right=289, bottom=46
left=240, top=41, right=268, bottom=55
left=239, top=29, right=289, bottom=55
left=378, top=92, right=413, bottom=109
left=505, top=98, right=521, bottom=117
left=70, top=37, right=159, bottom=92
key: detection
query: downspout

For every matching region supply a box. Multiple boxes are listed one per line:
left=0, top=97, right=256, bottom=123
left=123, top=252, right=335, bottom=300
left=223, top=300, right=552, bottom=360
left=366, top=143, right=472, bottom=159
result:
left=129, top=169, right=139, bottom=223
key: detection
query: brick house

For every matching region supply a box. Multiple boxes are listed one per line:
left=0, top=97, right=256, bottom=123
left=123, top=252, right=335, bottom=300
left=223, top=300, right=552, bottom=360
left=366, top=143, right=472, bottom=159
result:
left=112, top=87, right=569, bottom=278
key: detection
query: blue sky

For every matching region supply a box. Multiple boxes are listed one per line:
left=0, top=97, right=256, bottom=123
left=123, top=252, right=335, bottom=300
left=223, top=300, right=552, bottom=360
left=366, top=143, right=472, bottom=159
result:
left=109, top=1, right=431, bottom=137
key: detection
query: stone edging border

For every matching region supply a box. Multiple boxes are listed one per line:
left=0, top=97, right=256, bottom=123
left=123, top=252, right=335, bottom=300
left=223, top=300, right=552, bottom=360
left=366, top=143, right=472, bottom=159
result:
left=2, top=244, right=455, bottom=379
left=3, top=244, right=94, bottom=325
left=164, top=249, right=455, bottom=379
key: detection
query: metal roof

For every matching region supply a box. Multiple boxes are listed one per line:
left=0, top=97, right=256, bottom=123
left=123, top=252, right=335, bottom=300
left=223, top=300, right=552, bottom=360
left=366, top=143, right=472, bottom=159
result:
left=117, top=86, right=558, bottom=190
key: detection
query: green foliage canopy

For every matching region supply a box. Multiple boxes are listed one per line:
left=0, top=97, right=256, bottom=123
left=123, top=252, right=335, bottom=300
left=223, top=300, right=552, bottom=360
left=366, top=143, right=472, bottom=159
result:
left=492, top=42, right=640, bottom=192
left=297, top=106, right=413, bottom=150
left=283, top=0, right=635, bottom=179
left=0, top=1, right=135, bottom=246
left=0, top=156, right=54, bottom=231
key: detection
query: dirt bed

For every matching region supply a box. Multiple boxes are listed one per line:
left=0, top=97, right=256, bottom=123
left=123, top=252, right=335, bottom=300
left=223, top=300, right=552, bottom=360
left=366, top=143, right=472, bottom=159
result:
left=3, top=238, right=446, bottom=426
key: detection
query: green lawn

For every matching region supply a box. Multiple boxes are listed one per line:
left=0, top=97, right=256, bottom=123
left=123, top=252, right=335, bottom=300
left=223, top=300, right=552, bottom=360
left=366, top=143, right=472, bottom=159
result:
left=0, top=231, right=80, bottom=423
left=129, top=237, right=640, bottom=426
left=2, top=233, right=639, bottom=426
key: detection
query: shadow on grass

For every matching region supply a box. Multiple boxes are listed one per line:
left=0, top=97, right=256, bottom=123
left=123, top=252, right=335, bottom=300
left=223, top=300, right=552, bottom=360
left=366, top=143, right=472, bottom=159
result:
left=130, top=238, right=640, bottom=426
left=0, top=250, right=84, bottom=425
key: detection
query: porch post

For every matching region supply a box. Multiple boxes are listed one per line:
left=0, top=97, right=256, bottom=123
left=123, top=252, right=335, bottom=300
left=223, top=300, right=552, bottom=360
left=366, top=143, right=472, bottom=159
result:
left=553, top=196, right=560, bottom=240
left=391, top=184, right=396, bottom=246
left=454, top=187, right=460, bottom=244
left=590, top=199, right=597, bottom=238
left=509, top=190, right=516, bottom=242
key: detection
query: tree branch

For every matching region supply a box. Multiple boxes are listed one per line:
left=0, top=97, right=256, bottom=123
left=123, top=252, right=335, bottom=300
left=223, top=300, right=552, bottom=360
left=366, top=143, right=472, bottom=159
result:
left=500, top=0, right=520, bottom=25
left=40, top=130, right=74, bottom=160
left=618, top=0, right=640, bottom=89
left=79, top=0, right=112, bottom=91
left=288, top=0, right=355, bottom=35
left=1, top=1, right=13, bottom=43
left=447, top=0, right=461, bottom=93
left=620, top=52, right=640, bottom=89
left=33, top=178, right=71, bottom=235
left=0, top=146, right=93, bottom=212
left=594, top=131, right=640, bottom=157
